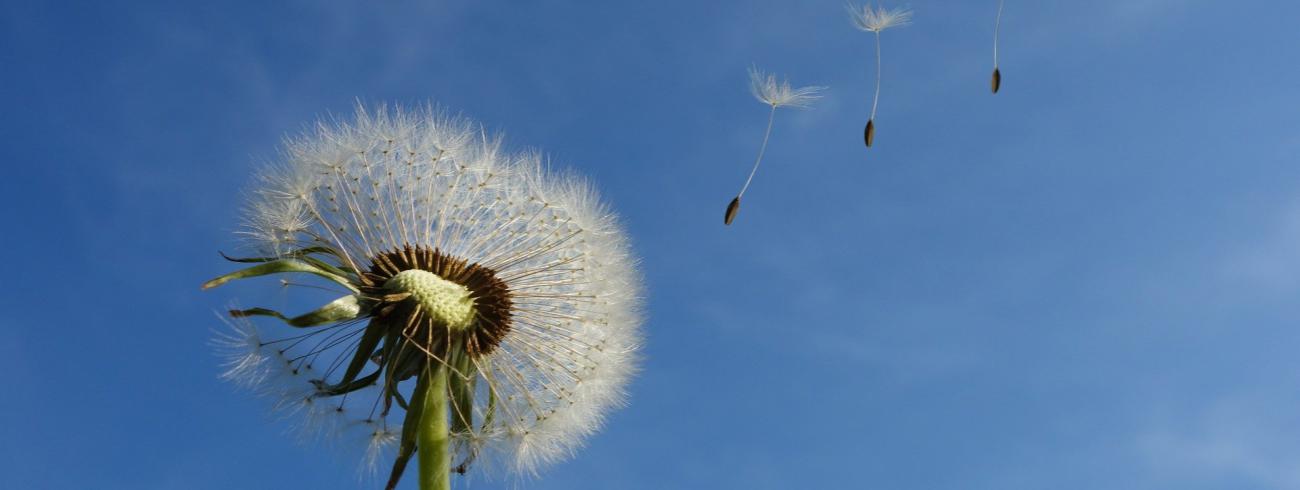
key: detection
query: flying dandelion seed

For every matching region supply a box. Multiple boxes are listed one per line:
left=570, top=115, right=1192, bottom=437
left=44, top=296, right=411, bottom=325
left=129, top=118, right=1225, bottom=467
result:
left=847, top=3, right=912, bottom=148
left=992, top=0, right=1004, bottom=93
left=206, top=104, right=643, bottom=490
left=725, top=67, right=824, bottom=226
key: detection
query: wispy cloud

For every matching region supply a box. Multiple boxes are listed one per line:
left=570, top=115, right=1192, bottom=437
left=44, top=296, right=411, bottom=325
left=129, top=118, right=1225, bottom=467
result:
left=1136, top=391, right=1300, bottom=488
left=1219, top=200, right=1300, bottom=296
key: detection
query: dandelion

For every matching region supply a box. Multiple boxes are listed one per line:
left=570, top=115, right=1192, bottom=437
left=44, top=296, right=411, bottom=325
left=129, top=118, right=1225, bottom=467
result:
left=725, top=67, right=824, bottom=226
left=205, top=104, right=643, bottom=490
left=847, top=3, right=912, bottom=148
left=991, top=0, right=1005, bottom=93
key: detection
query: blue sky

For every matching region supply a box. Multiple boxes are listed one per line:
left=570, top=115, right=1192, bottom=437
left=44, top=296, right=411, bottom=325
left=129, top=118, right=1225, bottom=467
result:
left=4, top=0, right=1300, bottom=488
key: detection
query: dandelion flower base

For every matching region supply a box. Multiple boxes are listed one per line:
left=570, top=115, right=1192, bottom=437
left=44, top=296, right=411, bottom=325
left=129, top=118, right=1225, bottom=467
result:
left=385, top=269, right=476, bottom=331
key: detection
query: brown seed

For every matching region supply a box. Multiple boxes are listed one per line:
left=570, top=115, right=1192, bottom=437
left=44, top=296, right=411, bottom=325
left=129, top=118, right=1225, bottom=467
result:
left=724, top=196, right=741, bottom=225
left=864, top=119, right=875, bottom=147
left=991, top=67, right=1001, bottom=94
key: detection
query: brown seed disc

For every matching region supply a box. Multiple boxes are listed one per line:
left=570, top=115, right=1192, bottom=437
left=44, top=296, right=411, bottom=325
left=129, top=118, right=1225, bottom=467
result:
left=864, top=119, right=875, bottom=147
left=724, top=196, right=741, bottom=225
left=363, top=245, right=513, bottom=358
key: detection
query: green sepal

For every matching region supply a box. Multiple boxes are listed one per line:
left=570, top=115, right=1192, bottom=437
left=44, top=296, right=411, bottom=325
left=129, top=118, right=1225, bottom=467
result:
left=219, top=246, right=339, bottom=263
left=202, top=258, right=359, bottom=293
left=335, top=319, right=387, bottom=387
left=381, top=329, right=404, bottom=416
left=392, top=345, right=425, bottom=382
left=313, top=368, right=382, bottom=397
left=480, top=366, right=497, bottom=433
left=395, top=357, right=423, bottom=382
left=385, top=370, right=429, bottom=490
left=448, top=345, right=479, bottom=474
left=228, top=295, right=364, bottom=327
left=392, top=388, right=410, bottom=411
left=448, top=346, right=477, bottom=435
left=299, top=255, right=356, bottom=277
left=220, top=247, right=358, bottom=275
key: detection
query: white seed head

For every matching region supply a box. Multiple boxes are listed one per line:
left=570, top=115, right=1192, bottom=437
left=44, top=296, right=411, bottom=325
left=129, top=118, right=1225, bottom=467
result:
left=217, top=103, right=644, bottom=479
left=847, top=3, right=913, bottom=32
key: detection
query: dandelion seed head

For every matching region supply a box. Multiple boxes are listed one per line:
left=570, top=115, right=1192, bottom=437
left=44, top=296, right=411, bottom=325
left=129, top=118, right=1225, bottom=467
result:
left=213, top=102, right=643, bottom=481
left=847, top=3, right=913, bottom=32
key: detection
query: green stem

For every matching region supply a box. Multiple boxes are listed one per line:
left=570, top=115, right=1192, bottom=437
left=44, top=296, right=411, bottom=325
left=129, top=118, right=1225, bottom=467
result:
left=418, top=362, right=451, bottom=490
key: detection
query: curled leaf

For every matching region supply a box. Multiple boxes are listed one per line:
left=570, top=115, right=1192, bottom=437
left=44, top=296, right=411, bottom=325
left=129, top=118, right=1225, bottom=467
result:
left=312, top=369, right=382, bottom=397
left=218, top=246, right=342, bottom=263
left=991, top=67, right=1002, bottom=94
left=202, top=258, right=359, bottom=293
left=864, top=119, right=875, bottom=147
left=229, top=294, right=365, bottom=327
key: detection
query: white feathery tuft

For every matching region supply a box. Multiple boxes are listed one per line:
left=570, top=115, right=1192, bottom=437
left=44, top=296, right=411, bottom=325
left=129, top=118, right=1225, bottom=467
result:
left=748, top=66, right=825, bottom=109
left=359, top=419, right=401, bottom=476
left=212, top=313, right=273, bottom=389
left=846, top=3, right=913, bottom=32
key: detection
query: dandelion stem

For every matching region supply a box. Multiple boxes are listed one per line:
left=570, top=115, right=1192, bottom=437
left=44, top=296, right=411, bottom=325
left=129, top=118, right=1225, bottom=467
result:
left=737, top=104, right=777, bottom=199
left=418, top=362, right=451, bottom=490
left=870, top=30, right=883, bottom=121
